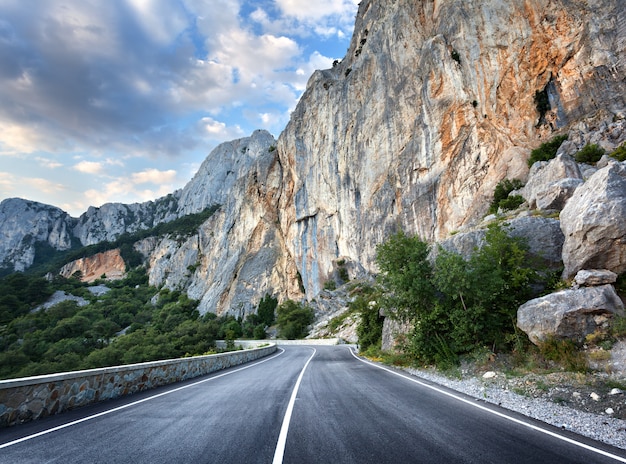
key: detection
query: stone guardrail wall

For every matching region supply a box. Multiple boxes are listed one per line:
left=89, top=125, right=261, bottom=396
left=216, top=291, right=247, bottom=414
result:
left=0, top=344, right=276, bottom=428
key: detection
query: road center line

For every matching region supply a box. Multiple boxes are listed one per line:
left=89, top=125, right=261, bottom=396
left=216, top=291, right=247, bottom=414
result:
left=272, top=347, right=316, bottom=464
left=349, top=347, right=626, bottom=463
left=0, top=347, right=285, bottom=450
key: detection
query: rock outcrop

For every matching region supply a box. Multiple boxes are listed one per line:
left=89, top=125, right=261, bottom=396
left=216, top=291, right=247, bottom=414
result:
left=277, top=0, right=626, bottom=296
left=517, top=284, right=624, bottom=344
left=560, top=161, right=626, bottom=279
left=0, top=198, right=75, bottom=272
left=521, top=154, right=583, bottom=210
left=574, top=269, right=618, bottom=287
left=59, top=249, right=126, bottom=282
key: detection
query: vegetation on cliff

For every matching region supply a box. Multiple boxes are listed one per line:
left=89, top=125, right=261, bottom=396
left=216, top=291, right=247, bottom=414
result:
left=361, top=224, right=541, bottom=367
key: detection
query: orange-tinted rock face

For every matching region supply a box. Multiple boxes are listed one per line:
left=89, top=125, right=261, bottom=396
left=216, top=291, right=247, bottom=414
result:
left=59, top=248, right=126, bottom=282
left=276, top=0, right=625, bottom=296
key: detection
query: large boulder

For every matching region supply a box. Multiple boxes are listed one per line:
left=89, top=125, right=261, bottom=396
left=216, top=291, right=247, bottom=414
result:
left=436, top=230, right=487, bottom=260
left=560, top=161, right=626, bottom=279
left=505, top=216, right=564, bottom=269
left=517, top=285, right=625, bottom=345
left=435, top=216, right=564, bottom=268
left=521, top=154, right=583, bottom=210
left=574, top=269, right=618, bottom=287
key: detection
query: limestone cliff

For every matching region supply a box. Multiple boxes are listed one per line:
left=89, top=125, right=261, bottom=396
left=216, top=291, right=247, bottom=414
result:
left=277, top=0, right=626, bottom=296
left=0, top=198, right=75, bottom=272
left=1, top=0, right=625, bottom=321
left=140, top=130, right=302, bottom=316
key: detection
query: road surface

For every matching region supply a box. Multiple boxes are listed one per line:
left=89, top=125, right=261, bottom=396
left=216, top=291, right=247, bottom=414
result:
left=1, top=345, right=625, bottom=463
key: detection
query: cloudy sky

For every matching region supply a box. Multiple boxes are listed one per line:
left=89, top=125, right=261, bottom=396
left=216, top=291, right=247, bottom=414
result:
left=0, top=0, right=358, bottom=216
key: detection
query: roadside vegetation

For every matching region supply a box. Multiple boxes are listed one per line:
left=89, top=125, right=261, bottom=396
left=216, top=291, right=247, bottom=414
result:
left=351, top=222, right=620, bottom=376
left=0, top=268, right=285, bottom=380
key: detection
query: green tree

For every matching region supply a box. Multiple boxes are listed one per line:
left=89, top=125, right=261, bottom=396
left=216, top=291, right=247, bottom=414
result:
left=575, top=143, right=606, bottom=164
left=276, top=300, right=314, bottom=339
left=257, top=294, right=277, bottom=327
left=528, top=134, right=568, bottom=166
left=375, top=231, right=434, bottom=322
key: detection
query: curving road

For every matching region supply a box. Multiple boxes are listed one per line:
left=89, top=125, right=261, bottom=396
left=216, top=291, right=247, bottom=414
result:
left=1, top=345, right=626, bottom=463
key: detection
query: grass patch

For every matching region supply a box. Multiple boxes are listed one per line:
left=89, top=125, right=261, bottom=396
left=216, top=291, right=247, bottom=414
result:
left=537, top=338, right=588, bottom=373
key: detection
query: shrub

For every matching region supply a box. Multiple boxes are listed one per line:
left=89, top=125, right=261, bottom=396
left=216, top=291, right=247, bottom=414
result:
left=537, top=337, right=587, bottom=372
left=498, top=194, right=525, bottom=212
left=375, top=224, right=537, bottom=366
left=257, top=294, right=277, bottom=327
left=375, top=231, right=434, bottom=322
left=489, top=179, right=524, bottom=214
left=528, top=134, right=568, bottom=167
left=611, top=142, right=626, bottom=161
left=574, top=143, right=606, bottom=164
left=354, top=286, right=383, bottom=351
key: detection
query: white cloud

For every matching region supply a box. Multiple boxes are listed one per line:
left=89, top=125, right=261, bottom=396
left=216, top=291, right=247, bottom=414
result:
left=131, top=168, right=177, bottom=185
left=24, top=177, right=67, bottom=195
left=199, top=117, right=245, bottom=140
left=35, top=157, right=63, bottom=169
left=0, top=0, right=357, bottom=212
left=82, top=175, right=177, bottom=210
left=275, top=0, right=358, bottom=21
left=73, top=160, right=104, bottom=174
left=126, top=0, right=187, bottom=45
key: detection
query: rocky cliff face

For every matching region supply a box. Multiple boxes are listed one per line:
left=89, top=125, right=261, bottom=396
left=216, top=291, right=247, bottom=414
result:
left=277, top=0, right=626, bottom=295
left=140, top=130, right=302, bottom=316
left=1, top=0, right=625, bottom=321
left=0, top=198, right=75, bottom=272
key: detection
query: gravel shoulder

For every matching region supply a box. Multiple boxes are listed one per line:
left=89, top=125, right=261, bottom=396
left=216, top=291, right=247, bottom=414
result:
left=404, top=365, right=626, bottom=450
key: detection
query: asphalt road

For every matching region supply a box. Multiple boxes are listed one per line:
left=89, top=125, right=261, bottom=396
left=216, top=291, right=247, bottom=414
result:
left=1, top=345, right=626, bottom=463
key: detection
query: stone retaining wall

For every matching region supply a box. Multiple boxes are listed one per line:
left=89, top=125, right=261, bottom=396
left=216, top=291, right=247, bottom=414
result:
left=0, top=344, right=276, bottom=428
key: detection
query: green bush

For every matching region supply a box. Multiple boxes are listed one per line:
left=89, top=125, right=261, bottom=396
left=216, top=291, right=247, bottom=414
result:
left=0, top=268, right=253, bottom=379
left=374, top=224, right=537, bottom=366
left=276, top=300, right=314, bottom=339
left=574, top=143, right=606, bottom=164
left=375, top=231, right=434, bottom=322
left=498, top=195, right=525, bottom=212
left=354, top=286, right=383, bottom=351
left=528, top=135, right=568, bottom=167
left=611, top=142, right=626, bottom=161
left=489, top=179, right=524, bottom=214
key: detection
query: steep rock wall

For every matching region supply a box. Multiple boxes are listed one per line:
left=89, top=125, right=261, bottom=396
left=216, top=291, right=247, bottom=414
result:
left=143, top=131, right=302, bottom=316
left=0, top=198, right=75, bottom=272
left=277, top=0, right=626, bottom=296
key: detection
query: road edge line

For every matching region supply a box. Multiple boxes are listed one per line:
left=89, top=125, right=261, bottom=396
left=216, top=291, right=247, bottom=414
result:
left=349, top=347, right=626, bottom=463
left=272, top=347, right=316, bottom=464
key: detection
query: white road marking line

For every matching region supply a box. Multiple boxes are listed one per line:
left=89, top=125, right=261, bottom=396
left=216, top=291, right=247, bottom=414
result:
left=272, top=347, right=316, bottom=464
left=0, top=348, right=285, bottom=449
left=349, top=347, right=626, bottom=463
